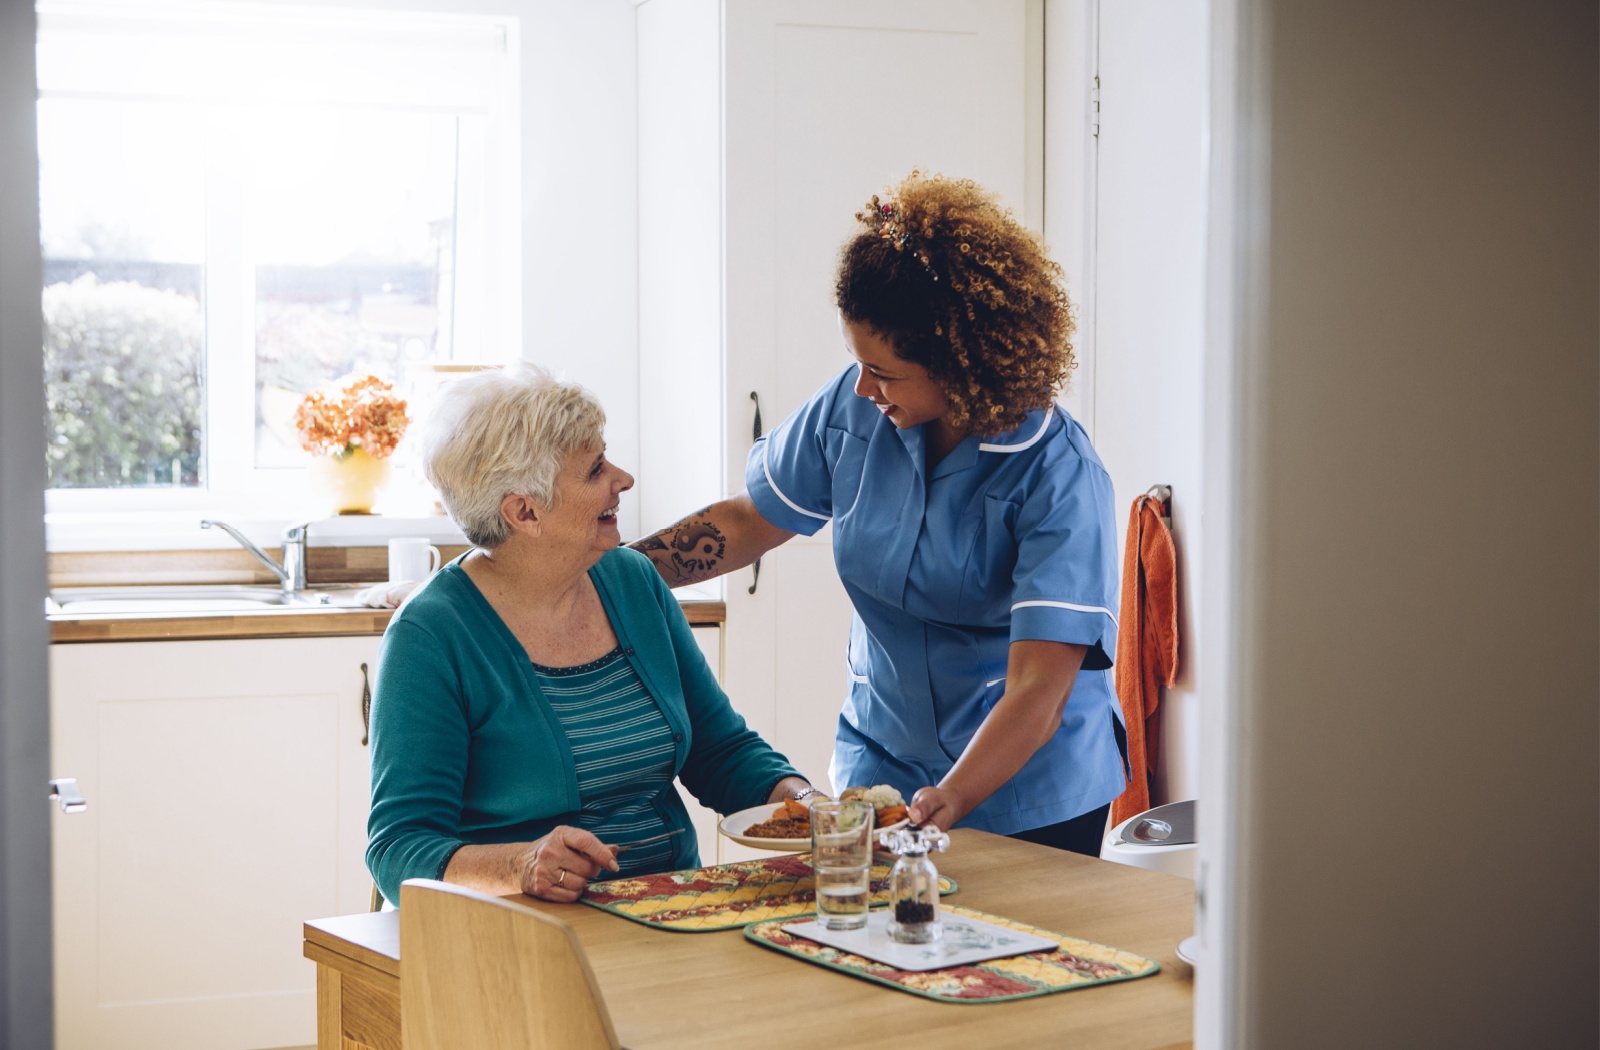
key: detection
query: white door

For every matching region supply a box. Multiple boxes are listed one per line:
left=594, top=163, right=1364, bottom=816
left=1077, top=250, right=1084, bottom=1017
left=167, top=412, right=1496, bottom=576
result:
left=50, top=636, right=379, bottom=1050
left=720, top=0, right=1038, bottom=796
left=1082, top=0, right=1208, bottom=806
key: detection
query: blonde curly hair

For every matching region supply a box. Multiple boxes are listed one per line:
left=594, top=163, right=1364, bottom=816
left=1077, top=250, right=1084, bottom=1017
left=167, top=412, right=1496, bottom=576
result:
left=834, top=171, right=1075, bottom=435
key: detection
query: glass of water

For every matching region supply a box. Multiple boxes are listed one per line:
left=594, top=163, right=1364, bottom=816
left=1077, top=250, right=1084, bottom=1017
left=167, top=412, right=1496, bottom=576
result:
left=810, top=799, right=874, bottom=930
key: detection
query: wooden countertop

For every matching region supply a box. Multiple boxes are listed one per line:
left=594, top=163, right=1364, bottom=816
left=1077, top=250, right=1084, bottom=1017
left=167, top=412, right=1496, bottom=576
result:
left=304, top=829, right=1194, bottom=1050
left=50, top=599, right=727, bottom=643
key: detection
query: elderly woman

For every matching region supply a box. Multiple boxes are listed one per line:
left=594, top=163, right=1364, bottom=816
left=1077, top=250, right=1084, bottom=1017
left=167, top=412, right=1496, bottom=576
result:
left=366, top=365, right=813, bottom=905
left=634, top=172, right=1126, bottom=856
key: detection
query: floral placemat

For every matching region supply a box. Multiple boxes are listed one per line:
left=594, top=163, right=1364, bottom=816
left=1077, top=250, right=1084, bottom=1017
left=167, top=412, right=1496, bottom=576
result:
left=581, top=853, right=955, bottom=932
left=744, top=904, right=1159, bottom=1002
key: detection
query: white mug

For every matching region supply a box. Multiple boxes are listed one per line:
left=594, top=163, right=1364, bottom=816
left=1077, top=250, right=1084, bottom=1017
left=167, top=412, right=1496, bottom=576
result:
left=388, top=537, right=441, bottom=583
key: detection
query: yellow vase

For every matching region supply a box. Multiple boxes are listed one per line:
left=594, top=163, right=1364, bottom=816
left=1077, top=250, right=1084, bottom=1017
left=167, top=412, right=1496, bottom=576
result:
left=311, top=446, right=391, bottom=515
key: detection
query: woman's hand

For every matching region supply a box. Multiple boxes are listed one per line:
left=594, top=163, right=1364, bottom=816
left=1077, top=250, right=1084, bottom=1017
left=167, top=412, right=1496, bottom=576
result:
left=908, top=785, right=969, bottom=830
left=518, top=826, right=620, bottom=902
left=766, top=775, right=817, bottom=805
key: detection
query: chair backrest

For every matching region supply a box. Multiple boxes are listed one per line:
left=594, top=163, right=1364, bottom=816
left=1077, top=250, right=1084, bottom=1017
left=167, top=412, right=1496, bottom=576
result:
left=400, top=879, right=620, bottom=1050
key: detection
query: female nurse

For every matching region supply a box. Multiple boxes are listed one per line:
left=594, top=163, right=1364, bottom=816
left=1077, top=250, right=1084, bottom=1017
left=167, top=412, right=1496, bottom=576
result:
left=632, top=172, right=1127, bottom=855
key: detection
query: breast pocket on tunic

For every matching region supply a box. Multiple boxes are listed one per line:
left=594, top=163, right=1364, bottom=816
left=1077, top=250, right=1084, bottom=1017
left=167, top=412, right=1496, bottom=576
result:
left=959, top=495, right=1020, bottom=624
left=826, top=428, right=869, bottom=521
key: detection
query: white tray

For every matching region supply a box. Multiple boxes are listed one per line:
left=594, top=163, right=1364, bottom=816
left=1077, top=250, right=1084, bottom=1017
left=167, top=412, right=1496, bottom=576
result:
left=781, top=910, right=1057, bottom=972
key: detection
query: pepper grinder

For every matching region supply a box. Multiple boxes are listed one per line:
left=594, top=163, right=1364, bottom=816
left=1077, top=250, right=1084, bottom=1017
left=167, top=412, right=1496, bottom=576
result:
left=878, top=824, right=950, bottom=944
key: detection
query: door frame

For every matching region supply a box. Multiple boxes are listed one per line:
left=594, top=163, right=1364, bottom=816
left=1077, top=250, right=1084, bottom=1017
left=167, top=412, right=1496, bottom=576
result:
left=0, top=0, right=55, bottom=1045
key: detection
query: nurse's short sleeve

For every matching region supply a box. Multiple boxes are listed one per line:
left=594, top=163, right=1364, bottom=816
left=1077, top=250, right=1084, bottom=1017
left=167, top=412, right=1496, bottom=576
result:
left=744, top=373, right=846, bottom=537
left=1008, top=444, right=1120, bottom=671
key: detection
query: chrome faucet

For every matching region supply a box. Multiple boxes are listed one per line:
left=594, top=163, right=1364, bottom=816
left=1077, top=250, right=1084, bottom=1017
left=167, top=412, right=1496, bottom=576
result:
left=200, top=519, right=313, bottom=594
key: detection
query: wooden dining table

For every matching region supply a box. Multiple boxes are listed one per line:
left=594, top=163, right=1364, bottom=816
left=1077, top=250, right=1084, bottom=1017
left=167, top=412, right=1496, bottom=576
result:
left=303, top=829, right=1194, bottom=1050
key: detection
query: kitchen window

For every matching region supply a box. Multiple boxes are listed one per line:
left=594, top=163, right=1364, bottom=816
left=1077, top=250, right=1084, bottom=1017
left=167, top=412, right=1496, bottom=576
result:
left=36, top=1, right=520, bottom=520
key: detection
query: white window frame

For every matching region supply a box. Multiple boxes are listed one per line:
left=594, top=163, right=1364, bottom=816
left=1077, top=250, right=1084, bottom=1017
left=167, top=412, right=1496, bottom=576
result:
left=36, top=0, right=521, bottom=533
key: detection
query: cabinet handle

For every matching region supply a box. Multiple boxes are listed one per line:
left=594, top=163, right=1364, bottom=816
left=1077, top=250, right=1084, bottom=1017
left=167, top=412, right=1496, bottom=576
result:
left=48, top=778, right=87, bottom=813
left=748, top=556, right=761, bottom=595
left=360, top=662, right=372, bottom=746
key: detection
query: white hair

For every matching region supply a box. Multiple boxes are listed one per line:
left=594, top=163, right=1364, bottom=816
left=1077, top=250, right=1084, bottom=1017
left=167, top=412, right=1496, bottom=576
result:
left=421, top=363, right=606, bottom=548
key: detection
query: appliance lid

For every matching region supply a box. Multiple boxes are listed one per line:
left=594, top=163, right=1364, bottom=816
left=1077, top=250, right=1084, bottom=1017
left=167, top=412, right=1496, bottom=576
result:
left=1118, top=799, right=1196, bottom=846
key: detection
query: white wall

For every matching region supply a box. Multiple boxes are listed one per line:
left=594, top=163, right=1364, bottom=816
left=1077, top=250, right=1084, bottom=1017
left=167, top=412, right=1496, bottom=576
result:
left=516, top=0, right=641, bottom=538
left=636, top=0, right=722, bottom=538
left=1210, top=1, right=1598, bottom=1045
left=1046, top=0, right=1209, bottom=807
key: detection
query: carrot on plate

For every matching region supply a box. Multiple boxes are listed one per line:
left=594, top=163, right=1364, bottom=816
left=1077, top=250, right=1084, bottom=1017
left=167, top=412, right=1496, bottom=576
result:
left=877, top=804, right=909, bottom=825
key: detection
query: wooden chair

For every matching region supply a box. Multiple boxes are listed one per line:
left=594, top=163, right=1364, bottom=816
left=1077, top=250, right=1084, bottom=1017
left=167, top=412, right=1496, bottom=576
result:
left=399, top=879, right=621, bottom=1050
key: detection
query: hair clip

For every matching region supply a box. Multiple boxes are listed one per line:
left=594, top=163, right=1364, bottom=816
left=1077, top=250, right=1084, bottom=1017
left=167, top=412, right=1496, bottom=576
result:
left=875, top=200, right=938, bottom=281
left=878, top=201, right=909, bottom=250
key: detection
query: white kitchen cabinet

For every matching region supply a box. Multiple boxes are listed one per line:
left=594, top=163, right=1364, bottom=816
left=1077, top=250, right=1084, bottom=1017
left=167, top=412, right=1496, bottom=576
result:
left=49, top=623, right=733, bottom=1050
left=675, top=624, right=778, bottom=865
left=677, top=624, right=724, bottom=862
left=640, top=0, right=1037, bottom=800
left=49, top=636, right=379, bottom=1050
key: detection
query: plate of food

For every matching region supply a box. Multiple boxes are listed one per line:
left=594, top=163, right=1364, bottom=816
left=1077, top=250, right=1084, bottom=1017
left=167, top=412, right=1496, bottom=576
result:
left=717, top=785, right=912, bottom=851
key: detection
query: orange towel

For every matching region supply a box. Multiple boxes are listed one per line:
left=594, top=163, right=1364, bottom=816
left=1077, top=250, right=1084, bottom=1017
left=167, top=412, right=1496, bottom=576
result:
left=1111, top=495, right=1180, bottom=827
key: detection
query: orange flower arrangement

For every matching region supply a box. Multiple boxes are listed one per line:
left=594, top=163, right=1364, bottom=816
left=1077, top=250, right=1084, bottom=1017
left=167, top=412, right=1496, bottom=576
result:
left=294, top=374, right=410, bottom=459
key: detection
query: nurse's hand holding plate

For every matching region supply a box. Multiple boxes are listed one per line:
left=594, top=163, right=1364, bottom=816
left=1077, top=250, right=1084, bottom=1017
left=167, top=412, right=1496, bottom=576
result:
left=907, top=785, right=969, bottom=832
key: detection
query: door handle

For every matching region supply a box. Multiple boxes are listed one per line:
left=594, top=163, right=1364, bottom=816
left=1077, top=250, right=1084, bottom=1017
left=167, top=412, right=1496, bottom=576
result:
left=48, top=778, right=87, bottom=813
left=748, top=390, right=764, bottom=596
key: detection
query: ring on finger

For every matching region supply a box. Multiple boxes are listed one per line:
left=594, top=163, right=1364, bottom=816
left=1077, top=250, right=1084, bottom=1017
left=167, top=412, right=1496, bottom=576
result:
left=557, top=869, right=567, bottom=887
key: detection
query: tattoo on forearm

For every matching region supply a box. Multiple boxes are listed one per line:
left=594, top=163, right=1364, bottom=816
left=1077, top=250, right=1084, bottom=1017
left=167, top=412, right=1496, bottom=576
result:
left=630, top=508, right=728, bottom=583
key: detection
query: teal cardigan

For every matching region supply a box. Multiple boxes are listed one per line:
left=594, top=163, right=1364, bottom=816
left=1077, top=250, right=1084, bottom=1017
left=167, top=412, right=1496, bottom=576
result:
left=365, top=546, right=798, bottom=905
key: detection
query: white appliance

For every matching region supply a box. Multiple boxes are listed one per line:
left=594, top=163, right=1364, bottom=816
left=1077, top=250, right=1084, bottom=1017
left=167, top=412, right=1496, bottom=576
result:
left=1100, top=799, right=1197, bottom=880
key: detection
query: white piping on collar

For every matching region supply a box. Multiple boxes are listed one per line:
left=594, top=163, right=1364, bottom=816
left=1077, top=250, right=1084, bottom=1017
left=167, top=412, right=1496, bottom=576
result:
left=763, top=440, right=830, bottom=520
left=978, top=405, right=1054, bottom=453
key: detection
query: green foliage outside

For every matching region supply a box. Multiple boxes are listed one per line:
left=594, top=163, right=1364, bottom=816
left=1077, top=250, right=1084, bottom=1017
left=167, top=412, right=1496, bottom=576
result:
left=43, top=274, right=203, bottom=488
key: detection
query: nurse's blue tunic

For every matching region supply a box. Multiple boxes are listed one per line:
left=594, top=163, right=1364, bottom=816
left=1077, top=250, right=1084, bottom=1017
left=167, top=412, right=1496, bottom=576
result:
left=747, top=368, right=1128, bottom=835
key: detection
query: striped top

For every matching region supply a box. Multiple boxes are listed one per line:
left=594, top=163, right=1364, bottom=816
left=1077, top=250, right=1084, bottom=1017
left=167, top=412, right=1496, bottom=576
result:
left=533, top=646, right=677, bottom=878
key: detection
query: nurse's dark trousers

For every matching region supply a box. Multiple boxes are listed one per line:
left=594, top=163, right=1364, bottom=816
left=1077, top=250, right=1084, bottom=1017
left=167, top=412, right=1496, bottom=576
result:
left=1009, top=803, right=1112, bottom=857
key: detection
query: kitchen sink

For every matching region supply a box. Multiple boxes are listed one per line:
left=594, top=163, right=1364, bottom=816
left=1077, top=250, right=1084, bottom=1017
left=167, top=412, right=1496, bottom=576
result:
left=47, top=585, right=360, bottom=615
